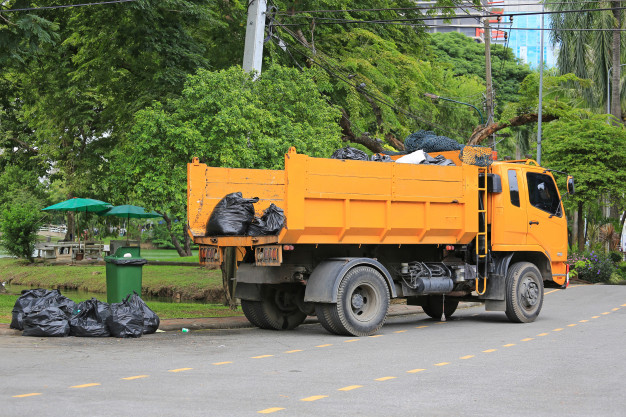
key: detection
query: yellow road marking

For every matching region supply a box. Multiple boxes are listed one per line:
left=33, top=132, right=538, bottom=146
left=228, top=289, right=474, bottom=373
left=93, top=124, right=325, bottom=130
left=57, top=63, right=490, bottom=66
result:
left=579, top=320, right=588, bottom=323
left=213, top=361, right=233, bottom=365
left=460, top=355, right=475, bottom=360
left=251, top=355, right=273, bottom=359
left=316, top=344, right=332, bottom=348
left=521, top=338, right=534, bottom=342
left=553, top=328, right=563, bottom=332
left=394, top=330, right=407, bottom=333
left=537, top=333, right=549, bottom=336
left=168, top=368, right=193, bottom=373
left=591, top=316, right=600, bottom=319
left=482, top=349, right=496, bottom=353
left=436, top=322, right=447, bottom=325
left=375, top=376, right=397, bottom=381
left=407, top=368, right=426, bottom=373
left=567, top=324, right=577, bottom=327
left=612, top=308, right=620, bottom=311
left=416, top=325, right=429, bottom=329
left=622, top=304, right=626, bottom=307
left=70, top=383, right=100, bottom=389
left=122, top=375, right=148, bottom=380
left=284, top=350, right=302, bottom=354
left=344, top=339, right=360, bottom=343
left=300, top=395, right=328, bottom=402
left=369, top=335, right=383, bottom=338
left=258, top=407, right=285, bottom=414
left=544, top=289, right=560, bottom=295
left=338, top=385, right=363, bottom=391
left=602, top=312, right=610, bottom=315
left=503, top=343, right=516, bottom=347
left=435, top=362, right=449, bottom=366
left=12, top=393, right=42, bottom=398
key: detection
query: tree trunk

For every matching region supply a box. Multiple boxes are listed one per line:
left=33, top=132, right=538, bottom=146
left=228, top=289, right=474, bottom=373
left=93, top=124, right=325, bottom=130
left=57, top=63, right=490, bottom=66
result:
left=182, top=223, right=192, bottom=257
left=577, top=201, right=585, bottom=251
left=611, top=3, right=622, bottom=124
left=65, top=212, right=75, bottom=241
left=161, top=213, right=187, bottom=257
left=221, top=247, right=238, bottom=310
left=468, top=113, right=558, bottom=145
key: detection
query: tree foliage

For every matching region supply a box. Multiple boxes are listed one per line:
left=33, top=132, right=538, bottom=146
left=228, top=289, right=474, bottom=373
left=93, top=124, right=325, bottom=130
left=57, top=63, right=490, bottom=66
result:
left=0, top=199, right=44, bottom=262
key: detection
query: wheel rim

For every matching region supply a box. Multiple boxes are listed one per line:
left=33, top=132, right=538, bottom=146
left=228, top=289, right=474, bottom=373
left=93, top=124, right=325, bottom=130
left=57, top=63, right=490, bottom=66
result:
left=519, top=276, right=539, bottom=310
left=273, top=289, right=299, bottom=313
left=349, top=284, right=378, bottom=322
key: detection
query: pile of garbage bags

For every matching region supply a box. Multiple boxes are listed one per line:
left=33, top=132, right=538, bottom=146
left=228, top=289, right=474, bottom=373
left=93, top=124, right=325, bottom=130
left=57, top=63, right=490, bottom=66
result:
left=206, top=192, right=286, bottom=237
left=11, top=289, right=159, bottom=338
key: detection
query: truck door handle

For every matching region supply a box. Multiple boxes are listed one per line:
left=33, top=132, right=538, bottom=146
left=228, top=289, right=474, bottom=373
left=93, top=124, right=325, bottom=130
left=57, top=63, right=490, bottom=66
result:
left=529, top=221, right=539, bottom=226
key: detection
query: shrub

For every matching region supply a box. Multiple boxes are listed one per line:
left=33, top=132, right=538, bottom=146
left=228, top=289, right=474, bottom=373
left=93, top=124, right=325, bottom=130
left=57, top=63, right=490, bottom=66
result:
left=618, top=261, right=626, bottom=279
left=572, top=250, right=616, bottom=283
left=609, top=251, right=623, bottom=263
left=0, top=202, right=44, bottom=262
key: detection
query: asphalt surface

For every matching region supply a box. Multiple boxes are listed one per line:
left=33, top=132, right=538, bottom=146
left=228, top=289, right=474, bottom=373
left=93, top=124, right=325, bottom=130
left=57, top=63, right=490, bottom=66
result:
left=1, top=284, right=625, bottom=416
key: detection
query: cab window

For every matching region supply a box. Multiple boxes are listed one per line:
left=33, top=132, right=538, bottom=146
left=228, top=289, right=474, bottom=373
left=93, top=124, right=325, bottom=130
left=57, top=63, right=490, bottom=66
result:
left=526, top=172, right=561, bottom=217
left=508, top=170, right=520, bottom=207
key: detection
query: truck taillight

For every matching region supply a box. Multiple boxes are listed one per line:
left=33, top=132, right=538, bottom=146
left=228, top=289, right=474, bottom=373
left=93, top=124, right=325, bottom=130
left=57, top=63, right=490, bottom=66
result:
left=255, top=245, right=283, bottom=266
left=200, top=246, right=221, bottom=266
left=566, top=264, right=570, bottom=288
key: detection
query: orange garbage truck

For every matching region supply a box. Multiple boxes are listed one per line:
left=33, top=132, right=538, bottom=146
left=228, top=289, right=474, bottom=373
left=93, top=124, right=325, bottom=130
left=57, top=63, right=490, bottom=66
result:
left=187, top=147, right=573, bottom=336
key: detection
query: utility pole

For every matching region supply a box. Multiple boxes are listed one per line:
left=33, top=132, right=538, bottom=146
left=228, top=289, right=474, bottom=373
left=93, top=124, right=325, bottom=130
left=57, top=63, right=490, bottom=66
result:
left=482, top=0, right=495, bottom=148
left=243, top=0, right=267, bottom=76
left=536, top=2, right=544, bottom=165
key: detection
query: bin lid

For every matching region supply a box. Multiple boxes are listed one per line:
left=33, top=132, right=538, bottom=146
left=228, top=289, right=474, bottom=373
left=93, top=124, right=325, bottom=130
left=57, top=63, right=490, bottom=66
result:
left=105, top=257, right=147, bottom=265
left=112, top=246, right=141, bottom=258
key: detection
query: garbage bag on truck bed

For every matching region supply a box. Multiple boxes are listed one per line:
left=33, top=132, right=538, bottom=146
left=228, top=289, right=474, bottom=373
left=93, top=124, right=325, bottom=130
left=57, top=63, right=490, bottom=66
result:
left=331, top=146, right=369, bottom=161
left=206, top=192, right=259, bottom=236
left=248, top=203, right=285, bottom=236
left=69, top=298, right=111, bottom=337
left=11, top=289, right=76, bottom=330
left=22, top=306, right=70, bottom=337
left=128, top=291, right=160, bottom=334
left=107, top=294, right=144, bottom=338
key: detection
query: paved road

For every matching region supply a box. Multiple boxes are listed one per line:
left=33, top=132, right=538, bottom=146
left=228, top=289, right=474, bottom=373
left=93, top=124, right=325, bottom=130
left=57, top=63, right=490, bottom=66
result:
left=2, top=285, right=625, bottom=416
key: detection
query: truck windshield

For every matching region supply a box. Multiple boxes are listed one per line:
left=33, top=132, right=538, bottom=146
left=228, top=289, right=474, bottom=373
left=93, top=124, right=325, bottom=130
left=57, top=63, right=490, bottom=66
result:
left=527, top=172, right=562, bottom=217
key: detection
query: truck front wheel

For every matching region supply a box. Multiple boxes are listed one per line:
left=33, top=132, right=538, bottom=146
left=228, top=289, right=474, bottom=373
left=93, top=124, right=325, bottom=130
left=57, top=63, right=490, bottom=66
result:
left=315, top=266, right=390, bottom=336
left=505, top=262, right=544, bottom=323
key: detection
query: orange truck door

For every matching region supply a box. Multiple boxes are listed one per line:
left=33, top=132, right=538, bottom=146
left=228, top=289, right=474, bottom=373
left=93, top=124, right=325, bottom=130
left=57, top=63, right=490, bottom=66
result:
left=523, top=170, right=568, bottom=262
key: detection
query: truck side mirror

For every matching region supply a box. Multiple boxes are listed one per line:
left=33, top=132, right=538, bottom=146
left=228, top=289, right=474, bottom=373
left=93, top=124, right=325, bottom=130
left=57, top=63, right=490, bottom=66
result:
left=567, top=175, right=575, bottom=195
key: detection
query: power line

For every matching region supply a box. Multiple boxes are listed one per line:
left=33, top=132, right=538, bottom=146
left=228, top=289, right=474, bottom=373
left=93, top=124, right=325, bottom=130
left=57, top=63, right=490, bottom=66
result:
left=426, top=23, right=626, bottom=32
left=0, top=0, right=137, bottom=13
left=276, top=6, right=626, bottom=26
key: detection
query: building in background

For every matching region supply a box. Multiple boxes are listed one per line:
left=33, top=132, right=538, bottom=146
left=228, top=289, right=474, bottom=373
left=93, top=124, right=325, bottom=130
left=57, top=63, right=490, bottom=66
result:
left=424, top=0, right=556, bottom=69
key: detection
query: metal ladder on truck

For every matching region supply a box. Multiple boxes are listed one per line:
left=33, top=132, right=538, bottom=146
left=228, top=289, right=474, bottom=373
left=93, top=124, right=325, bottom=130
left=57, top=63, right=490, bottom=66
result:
left=476, top=167, right=489, bottom=295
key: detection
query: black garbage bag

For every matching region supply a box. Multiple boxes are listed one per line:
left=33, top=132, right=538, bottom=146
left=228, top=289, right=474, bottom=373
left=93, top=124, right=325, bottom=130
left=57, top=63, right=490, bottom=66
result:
left=11, top=288, right=75, bottom=330
left=331, top=146, right=369, bottom=161
left=370, top=153, right=393, bottom=162
left=128, top=292, right=160, bottom=334
left=22, top=306, right=70, bottom=337
left=422, top=153, right=456, bottom=166
left=248, top=203, right=285, bottom=236
left=206, top=192, right=259, bottom=236
left=107, top=295, right=144, bottom=338
left=404, top=130, right=463, bottom=153
left=70, top=298, right=111, bottom=337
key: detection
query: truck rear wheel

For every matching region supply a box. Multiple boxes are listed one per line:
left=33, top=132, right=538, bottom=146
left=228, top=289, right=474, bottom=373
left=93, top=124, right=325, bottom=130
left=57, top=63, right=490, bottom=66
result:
left=315, top=266, right=390, bottom=336
left=241, top=300, right=270, bottom=329
left=421, top=296, right=459, bottom=320
left=253, top=285, right=308, bottom=330
left=505, top=262, right=544, bottom=323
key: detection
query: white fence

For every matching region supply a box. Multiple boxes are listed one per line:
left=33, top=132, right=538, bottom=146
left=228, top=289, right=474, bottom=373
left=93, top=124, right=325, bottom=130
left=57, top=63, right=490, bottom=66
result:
left=38, top=224, right=68, bottom=234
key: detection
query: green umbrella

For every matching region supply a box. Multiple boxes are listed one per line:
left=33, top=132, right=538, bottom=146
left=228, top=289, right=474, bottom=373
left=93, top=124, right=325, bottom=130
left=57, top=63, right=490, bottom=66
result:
left=99, top=205, right=162, bottom=244
left=42, top=197, right=113, bottom=257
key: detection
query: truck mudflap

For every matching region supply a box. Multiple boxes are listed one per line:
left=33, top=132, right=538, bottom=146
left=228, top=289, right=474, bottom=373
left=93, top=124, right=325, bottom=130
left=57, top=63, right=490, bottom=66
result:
left=304, top=258, right=397, bottom=303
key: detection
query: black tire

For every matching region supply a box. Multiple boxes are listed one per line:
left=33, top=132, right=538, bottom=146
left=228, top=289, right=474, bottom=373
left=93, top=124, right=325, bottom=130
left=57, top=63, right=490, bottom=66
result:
left=505, top=262, right=544, bottom=323
left=315, top=266, right=390, bottom=337
left=254, top=285, right=308, bottom=330
left=241, top=300, right=270, bottom=329
left=421, top=296, right=459, bottom=320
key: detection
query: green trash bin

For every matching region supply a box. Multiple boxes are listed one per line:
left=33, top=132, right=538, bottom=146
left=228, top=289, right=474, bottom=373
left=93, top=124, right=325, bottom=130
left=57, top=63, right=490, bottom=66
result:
left=105, top=246, right=147, bottom=304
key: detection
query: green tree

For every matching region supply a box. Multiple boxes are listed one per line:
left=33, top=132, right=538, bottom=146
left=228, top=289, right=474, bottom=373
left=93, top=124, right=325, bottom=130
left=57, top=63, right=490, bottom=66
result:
left=548, top=0, right=625, bottom=122
left=542, top=113, right=626, bottom=250
left=0, top=199, right=44, bottom=262
left=107, top=65, right=342, bottom=255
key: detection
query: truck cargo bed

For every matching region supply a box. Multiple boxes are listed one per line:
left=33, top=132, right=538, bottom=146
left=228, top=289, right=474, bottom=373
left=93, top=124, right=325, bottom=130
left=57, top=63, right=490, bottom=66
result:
left=188, top=148, right=479, bottom=246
